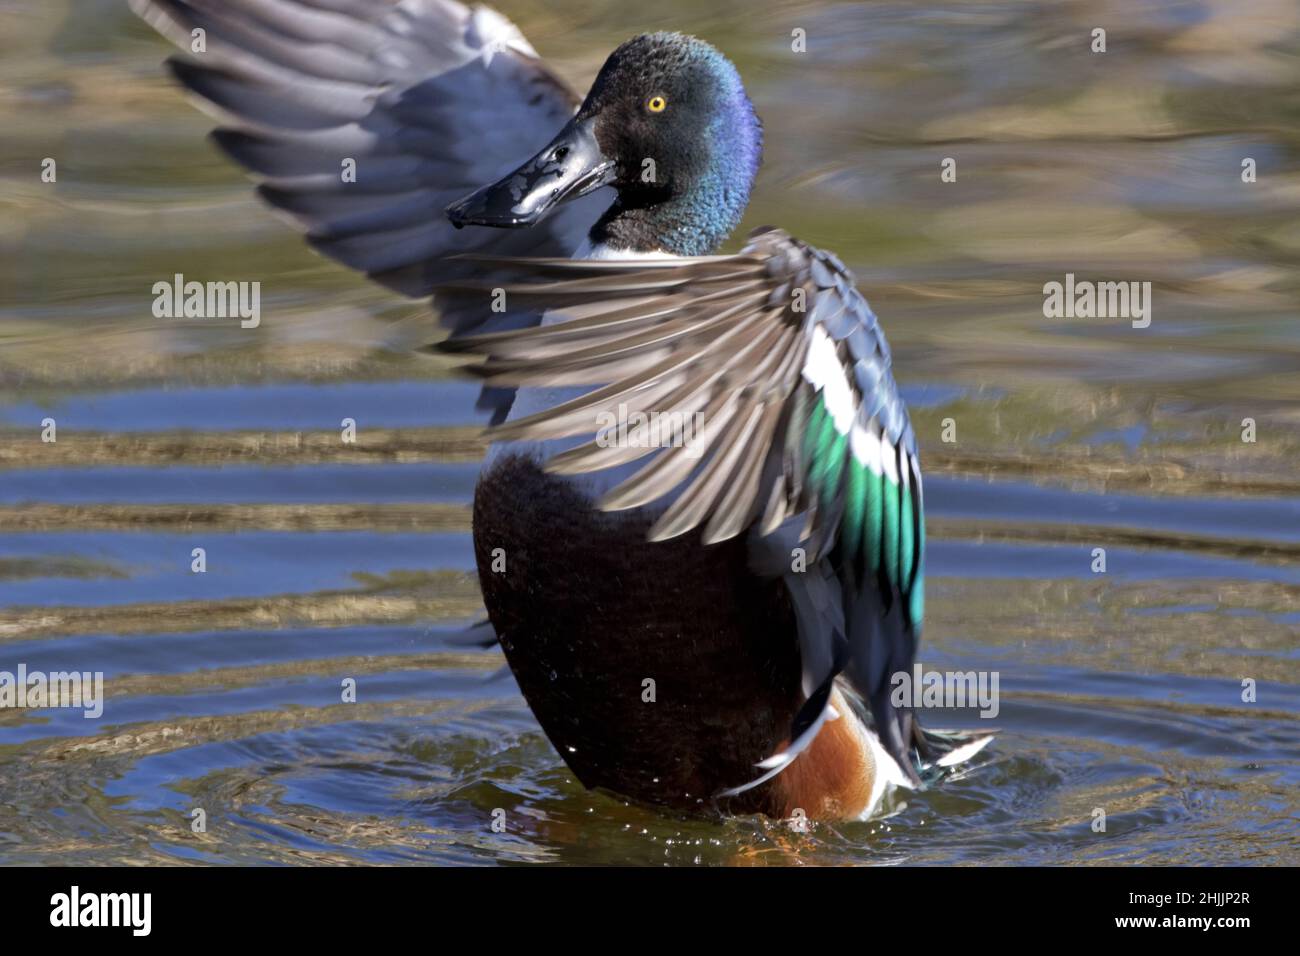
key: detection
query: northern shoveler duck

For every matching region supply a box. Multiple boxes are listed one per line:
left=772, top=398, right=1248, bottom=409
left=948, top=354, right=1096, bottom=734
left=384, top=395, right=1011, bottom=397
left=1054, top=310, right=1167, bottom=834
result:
left=134, top=0, right=992, bottom=821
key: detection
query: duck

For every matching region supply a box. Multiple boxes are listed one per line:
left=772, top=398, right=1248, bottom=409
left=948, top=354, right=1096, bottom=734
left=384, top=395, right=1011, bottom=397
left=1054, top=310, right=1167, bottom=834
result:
left=131, top=0, right=993, bottom=822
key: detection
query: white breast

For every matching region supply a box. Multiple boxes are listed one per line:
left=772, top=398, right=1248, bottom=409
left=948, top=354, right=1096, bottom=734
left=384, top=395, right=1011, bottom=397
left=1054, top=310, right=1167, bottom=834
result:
left=573, top=239, right=679, bottom=261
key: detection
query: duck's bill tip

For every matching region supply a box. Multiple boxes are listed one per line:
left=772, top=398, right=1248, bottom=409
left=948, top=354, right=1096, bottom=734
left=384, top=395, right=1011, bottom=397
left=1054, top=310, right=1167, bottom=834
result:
left=444, top=116, right=614, bottom=230
left=444, top=190, right=544, bottom=230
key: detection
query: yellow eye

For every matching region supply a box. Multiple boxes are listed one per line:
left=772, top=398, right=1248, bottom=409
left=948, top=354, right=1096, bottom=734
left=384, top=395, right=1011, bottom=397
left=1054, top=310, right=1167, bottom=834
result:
left=647, top=95, right=668, bottom=113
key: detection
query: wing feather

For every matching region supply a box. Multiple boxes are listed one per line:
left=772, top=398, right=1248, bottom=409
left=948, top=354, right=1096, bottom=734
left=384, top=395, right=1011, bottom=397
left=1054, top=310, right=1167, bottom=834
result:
left=131, top=0, right=608, bottom=421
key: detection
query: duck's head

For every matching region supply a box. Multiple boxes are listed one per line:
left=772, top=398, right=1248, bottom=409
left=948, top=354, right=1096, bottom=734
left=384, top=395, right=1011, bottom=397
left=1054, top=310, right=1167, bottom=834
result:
left=447, top=32, right=763, bottom=256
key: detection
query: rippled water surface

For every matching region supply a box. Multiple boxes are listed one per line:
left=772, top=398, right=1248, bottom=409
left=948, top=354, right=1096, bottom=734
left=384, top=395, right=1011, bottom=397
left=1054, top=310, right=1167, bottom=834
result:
left=1, top=0, right=1298, bottom=864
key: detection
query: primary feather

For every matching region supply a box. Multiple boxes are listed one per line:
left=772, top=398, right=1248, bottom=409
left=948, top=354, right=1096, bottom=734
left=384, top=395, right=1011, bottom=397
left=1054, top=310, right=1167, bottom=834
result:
left=130, top=0, right=611, bottom=420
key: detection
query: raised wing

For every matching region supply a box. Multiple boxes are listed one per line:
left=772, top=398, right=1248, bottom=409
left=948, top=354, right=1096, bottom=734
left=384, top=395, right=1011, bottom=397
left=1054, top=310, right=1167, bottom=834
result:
left=442, top=227, right=922, bottom=610
left=131, top=0, right=611, bottom=418
left=440, top=226, right=927, bottom=782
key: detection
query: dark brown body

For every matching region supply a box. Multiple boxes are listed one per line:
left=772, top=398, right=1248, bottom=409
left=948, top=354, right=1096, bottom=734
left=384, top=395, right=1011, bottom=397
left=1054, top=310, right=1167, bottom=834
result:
left=474, top=453, right=805, bottom=816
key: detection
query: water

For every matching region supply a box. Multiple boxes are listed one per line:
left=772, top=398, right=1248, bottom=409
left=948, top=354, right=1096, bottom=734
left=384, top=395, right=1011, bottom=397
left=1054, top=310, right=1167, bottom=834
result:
left=1, top=0, right=1298, bottom=864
